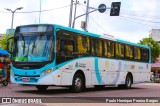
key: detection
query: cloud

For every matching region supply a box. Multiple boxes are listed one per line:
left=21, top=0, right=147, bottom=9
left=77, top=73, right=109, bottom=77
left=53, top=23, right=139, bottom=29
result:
left=0, top=0, right=160, bottom=43
left=85, top=0, right=160, bottom=43
left=0, top=0, right=40, bottom=33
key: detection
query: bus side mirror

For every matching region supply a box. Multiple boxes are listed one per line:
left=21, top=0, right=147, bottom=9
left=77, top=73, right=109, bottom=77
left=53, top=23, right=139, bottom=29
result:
left=7, top=37, right=14, bottom=54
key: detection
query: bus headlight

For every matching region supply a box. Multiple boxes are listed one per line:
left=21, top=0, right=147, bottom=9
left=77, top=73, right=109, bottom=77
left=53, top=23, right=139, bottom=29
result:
left=11, top=69, right=14, bottom=76
left=40, top=69, right=52, bottom=77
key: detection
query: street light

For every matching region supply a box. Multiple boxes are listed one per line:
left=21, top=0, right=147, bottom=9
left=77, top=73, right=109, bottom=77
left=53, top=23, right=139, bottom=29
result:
left=4, top=7, right=23, bottom=36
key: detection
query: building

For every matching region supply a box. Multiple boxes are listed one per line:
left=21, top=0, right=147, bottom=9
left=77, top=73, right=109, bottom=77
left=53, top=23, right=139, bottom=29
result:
left=149, top=29, right=160, bottom=45
left=6, top=29, right=15, bottom=34
left=151, top=58, right=160, bottom=82
left=0, top=34, right=3, bottom=40
left=149, top=29, right=160, bottom=81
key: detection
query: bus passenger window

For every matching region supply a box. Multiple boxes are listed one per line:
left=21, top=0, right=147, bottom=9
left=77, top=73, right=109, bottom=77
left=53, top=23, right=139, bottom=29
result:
left=141, top=49, right=149, bottom=62
left=107, top=41, right=114, bottom=58
left=56, top=39, right=60, bottom=53
left=60, top=39, right=74, bottom=56
left=125, top=45, right=133, bottom=60
left=91, top=39, right=96, bottom=55
left=134, top=47, right=141, bottom=60
left=104, top=41, right=108, bottom=57
left=115, top=43, right=124, bottom=58
left=77, top=36, right=90, bottom=55
left=96, top=40, right=103, bottom=56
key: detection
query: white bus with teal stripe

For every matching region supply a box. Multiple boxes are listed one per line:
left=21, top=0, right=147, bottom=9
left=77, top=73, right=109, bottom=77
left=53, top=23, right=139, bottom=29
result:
left=8, top=24, right=151, bottom=92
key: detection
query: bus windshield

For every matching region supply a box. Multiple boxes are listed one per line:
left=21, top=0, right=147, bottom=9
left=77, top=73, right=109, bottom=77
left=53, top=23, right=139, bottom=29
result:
left=14, top=33, right=54, bottom=62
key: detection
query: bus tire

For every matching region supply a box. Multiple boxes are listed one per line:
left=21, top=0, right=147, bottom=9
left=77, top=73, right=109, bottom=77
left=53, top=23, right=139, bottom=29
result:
left=71, top=73, right=84, bottom=93
left=36, top=85, right=48, bottom=92
left=2, top=80, right=8, bottom=86
left=125, top=74, right=132, bottom=89
left=94, top=85, right=105, bottom=89
left=119, top=74, right=132, bottom=89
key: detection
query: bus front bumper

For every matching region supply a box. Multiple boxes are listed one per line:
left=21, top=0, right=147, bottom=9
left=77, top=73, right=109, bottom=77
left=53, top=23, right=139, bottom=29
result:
left=10, top=73, right=55, bottom=85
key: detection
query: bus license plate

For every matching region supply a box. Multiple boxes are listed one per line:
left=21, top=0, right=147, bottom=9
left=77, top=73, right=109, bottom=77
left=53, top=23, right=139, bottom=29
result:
left=22, top=78, right=29, bottom=82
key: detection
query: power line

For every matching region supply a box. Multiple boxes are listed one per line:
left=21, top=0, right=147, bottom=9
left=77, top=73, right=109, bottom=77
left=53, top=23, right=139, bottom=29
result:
left=89, top=15, right=110, bottom=34
left=120, top=11, right=160, bottom=20
left=102, top=11, right=160, bottom=28
left=121, top=10, right=160, bottom=13
left=118, top=16, right=160, bottom=28
left=120, top=15, right=160, bottom=23
left=0, top=5, right=70, bottom=14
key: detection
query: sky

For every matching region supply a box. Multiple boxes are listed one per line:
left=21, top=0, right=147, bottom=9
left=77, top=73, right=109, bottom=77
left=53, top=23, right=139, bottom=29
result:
left=0, top=0, right=160, bottom=43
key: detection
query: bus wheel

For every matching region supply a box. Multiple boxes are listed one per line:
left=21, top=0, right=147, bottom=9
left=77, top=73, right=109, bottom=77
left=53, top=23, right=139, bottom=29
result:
left=2, top=80, right=8, bottom=86
left=71, top=73, right=84, bottom=93
left=118, top=74, right=132, bottom=89
left=125, top=74, right=132, bottom=89
left=36, top=85, right=48, bottom=92
left=94, top=85, right=105, bottom=90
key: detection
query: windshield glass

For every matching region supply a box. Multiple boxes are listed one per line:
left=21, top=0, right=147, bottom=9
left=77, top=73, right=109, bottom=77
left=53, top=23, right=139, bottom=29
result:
left=14, top=33, right=54, bottom=62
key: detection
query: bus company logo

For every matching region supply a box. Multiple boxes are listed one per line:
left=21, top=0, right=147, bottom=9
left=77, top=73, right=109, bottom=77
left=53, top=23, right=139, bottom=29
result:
left=75, top=62, right=86, bottom=68
left=2, top=98, right=11, bottom=103
left=79, top=63, right=86, bottom=68
left=75, top=62, right=79, bottom=68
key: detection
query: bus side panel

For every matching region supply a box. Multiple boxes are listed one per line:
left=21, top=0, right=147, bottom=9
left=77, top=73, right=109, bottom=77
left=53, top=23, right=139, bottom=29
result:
left=55, top=57, right=151, bottom=87
left=56, top=58, right=95, bottom=86
left=121, top=61, right=151, bottom=83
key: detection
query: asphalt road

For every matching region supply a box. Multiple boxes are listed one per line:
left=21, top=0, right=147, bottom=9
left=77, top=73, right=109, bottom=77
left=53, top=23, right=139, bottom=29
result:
left=1, top=83, right=160, bottom=97
left=0, top=83, right=160, bottom=105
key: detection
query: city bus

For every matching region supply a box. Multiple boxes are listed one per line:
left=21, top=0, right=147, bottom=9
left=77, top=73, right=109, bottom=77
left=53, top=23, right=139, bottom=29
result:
left=7, top=24, right=151, bottom=92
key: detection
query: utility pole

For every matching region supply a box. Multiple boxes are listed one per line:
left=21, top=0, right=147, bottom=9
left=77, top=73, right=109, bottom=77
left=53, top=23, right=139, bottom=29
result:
left=84, top=0, right=90, bottom=31
left=72, top=8, right=98, bottom=28
left=39, top=0, right=42, bottom=23
left=69, top=0, right=74, bottom=27
left=4, top=7, right=23, bottom=37
left=72, top=0, right=79, bottom=28
left=72, top=2, right=121, bottom=31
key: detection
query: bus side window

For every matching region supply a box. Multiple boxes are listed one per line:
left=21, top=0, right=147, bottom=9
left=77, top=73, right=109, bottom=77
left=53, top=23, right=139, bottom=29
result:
left=115, top=43, right=124, bottom=58
left=107, top=41, right=114, bottom=58
left=104, top=41, right=108, bottom=57
left=91, top=38, right=96, bottom=55
left=96, top=40, right=103, bottom=57
left=77, top=36, right=90, bottom=55
left=141, top=49, right=149, bottom=62
left=60, top=39, right=74, bottom=56
left=125, top=45, right=133, bottom=60
left=83, top=36, right=90, bottom=54
left=56, top=39, right=60, bottom=53
left=134, top=47, right=141, bottom=60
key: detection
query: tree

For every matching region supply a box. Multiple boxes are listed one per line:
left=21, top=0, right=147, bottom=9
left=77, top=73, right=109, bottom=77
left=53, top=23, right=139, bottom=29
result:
left=0, top=33, right=10, bottom=50
left=139, top=37, right=160, bottom=62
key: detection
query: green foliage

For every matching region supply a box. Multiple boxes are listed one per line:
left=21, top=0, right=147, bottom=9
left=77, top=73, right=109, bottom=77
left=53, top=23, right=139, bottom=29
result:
left=0, top=33, right=10, bottom=50
left=139, top=37, right=160, bottom=62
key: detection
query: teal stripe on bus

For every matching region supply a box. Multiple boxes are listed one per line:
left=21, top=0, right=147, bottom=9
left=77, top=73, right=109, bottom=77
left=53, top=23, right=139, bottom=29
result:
left=95, top=58, right=102, bottom=84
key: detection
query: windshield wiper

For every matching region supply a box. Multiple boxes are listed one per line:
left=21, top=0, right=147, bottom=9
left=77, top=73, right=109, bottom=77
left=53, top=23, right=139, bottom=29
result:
left=21, top=33, right=25, bottom=55
left=16, top=33, right=25, bottom=55
left=31, top=34, right=43, bottom=53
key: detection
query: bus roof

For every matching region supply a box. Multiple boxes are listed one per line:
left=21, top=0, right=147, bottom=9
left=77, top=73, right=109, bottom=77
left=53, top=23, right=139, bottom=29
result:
left=16, top=23, right=150, bottom=49
left=116, top=39, right=150, bottom=49
left=53, top=24, right=150, bottom=49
